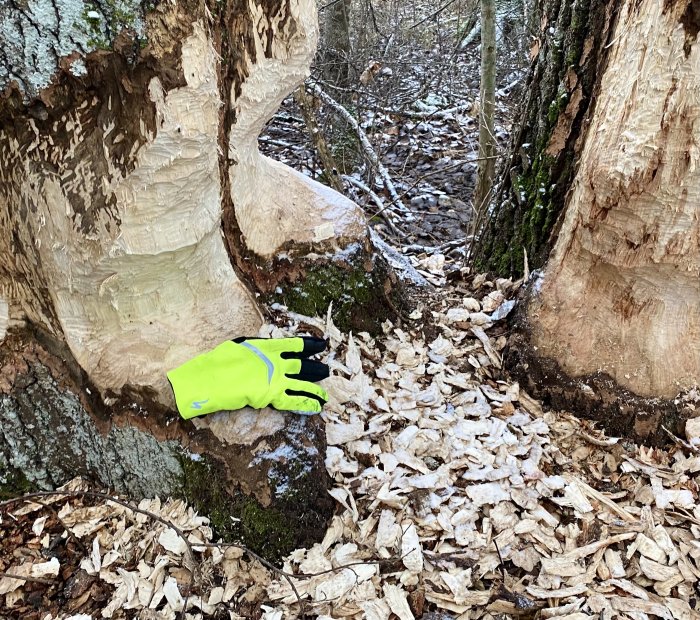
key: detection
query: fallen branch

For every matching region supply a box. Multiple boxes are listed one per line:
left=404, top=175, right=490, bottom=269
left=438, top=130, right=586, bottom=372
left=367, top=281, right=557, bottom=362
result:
left=385, top=102, right=473, bottom=120
left=342, top=174, right=402, bottom=235
left=308, top=81, right=413, bottom=221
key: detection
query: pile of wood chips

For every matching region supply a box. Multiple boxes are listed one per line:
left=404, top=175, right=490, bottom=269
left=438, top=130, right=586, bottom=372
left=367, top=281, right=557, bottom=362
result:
left=1, top=266, right=699, bottom=620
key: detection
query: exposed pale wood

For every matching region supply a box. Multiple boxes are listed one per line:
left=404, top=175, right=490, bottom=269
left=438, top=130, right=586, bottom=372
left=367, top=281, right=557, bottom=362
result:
left=0, top=24, right=262, bottom=404
left=0, top=0, right=368, bottom=402
left=529, top=0, right=700, bottom=398
left=225, top=0, right=366, bottom=258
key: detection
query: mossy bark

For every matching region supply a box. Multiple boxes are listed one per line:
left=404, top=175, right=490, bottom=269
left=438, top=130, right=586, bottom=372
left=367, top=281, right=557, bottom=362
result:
left=0, top=335, right=332, bottom=564
left=267, top=243, right=408, bottom=334
left=473, top=0, right=618, bottom=277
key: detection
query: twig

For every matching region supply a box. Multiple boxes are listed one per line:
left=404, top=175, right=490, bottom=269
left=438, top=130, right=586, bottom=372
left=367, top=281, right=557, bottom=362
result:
left=342, top=174, right=402, bottom=235
left=493, top=539, right=506, bottom=579
left=0, top=571, right=55, bottom=585
left=32, top=498, right=88, bottom=555
left=318, top=0, right=347, bottom=11
left=0, top=489, right=309, bottom=617
left=381, top=102, right=473, bottom=120
left=662, top=425, right=699, bottom=454
left=293, top=86, right=344, bottom=194
left=409, top=0, right=460, bottom=29
left=1, top=490, right=199, bottom=619
left=308, top=81, right=413, bottom=220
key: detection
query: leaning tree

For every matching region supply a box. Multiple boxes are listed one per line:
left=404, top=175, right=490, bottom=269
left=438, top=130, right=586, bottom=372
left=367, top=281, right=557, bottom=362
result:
left=0, top=0, right=398, bottom=559
left=476, top=0, right=700, bottom=441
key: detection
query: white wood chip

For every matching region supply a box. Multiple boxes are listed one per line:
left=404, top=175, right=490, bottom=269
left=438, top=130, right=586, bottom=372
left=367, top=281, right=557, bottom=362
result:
left=359, top=599, right=392, bottom=620
left=162, top=576, right=184, bottom=611
left=32, top=515, right=48, bottom=536
left=400, top=522, right=423, bottom=572
left=603, top=549, right=626, bottom=578
left=609, top=595, right=673, bottom=619
left=471, top=326, right=502, bottom=368
left=604, top=578, right=651, bottom=600
left=345, top=333, right=363, bottom=375
left=465, top=482, right=510, bottom=506
left=158, top=528, right=188, bottom=556
left=526, top=584, right=588, bottom=599
left=634, top=533, right=667, bottom=563
left=665, top=597, right=700, bottom=620
left=314, top=568, right=356, bottom=602
left=638, top=555, right=681, bottom=581
left=685, top=417, right=700, bottom=446
left=383, top=583, right=415, bottom=620
left=540, top=598, right=586, bottom=617
left=32, top=557, right=60, bottom=578
left=541, top=555, right=586, bottom=577
left=326, top=416, right=365, bottom=445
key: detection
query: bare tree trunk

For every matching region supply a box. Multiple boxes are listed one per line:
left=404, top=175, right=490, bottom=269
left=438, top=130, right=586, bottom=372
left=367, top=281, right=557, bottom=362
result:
left=472, top=0, right=498, bottom=237
left=528, top=0, right=700, bottom=400
left=322, top=0, right=353, bottom=88
left=473, top=0, right=615, bottom=274
left=0, top=0, right=398, bottom=560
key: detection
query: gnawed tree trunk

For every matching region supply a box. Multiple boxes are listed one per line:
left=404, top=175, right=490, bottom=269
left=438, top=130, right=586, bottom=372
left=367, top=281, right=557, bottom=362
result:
left=479, top=0, right=700, bottom=442
left=0, top=0, right=395, bottom=559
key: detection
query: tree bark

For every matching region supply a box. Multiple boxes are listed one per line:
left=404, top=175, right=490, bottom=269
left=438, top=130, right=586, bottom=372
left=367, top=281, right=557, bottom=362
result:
left=472, top=0, right=497, bottom=233
left=0, top=0, right=389, bottom=559
left=483, top=0, right=700, bottom=441
left=529, top=0, right=700, bottom=399
left=473, top=0, right=616, bottom=275
left=321, top=0, right=353, bottom=88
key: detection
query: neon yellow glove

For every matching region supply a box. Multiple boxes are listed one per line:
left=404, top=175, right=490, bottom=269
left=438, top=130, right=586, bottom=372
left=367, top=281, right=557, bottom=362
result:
left=167, top=337, right=329, bottom=419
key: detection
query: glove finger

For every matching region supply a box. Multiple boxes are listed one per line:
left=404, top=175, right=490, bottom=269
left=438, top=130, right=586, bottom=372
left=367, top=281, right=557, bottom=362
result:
left=282, top=357, right=303, bottom=376
left=287, top=359, right=330, bottom=383
left=284, top=378, right=328, bottom=403
left=275, top=393, right=323, bottom=415
left=280, top=337, right=328, bottom=359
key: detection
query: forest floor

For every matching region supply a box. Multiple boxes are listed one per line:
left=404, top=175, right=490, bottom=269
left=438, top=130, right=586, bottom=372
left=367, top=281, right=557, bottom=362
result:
left=260, top=33, right=526, bottom=253
left=2, top=276, right=699, bottom=620
left=2, top=22, right=700, bottom=620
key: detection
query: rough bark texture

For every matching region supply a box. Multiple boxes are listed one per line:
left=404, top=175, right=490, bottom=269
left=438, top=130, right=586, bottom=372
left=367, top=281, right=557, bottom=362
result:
left=473, top=0, right=497, bottom=231
left=321, top=0, right=353, bottom=88
left=0, top=333, right=333, bottom=562
left=529, top=0, right=700, bottom=399
left=495, top=0, right=700, bottom=440
left=0, top=0, right=383, bottom=560
left=473, top=0, right=617, bottom=276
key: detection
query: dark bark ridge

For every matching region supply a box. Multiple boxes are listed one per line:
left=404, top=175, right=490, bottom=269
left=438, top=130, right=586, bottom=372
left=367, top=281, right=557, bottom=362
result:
left=0, top=1, right=196, bottom=333
left=474, top=0, right=618, bottom=277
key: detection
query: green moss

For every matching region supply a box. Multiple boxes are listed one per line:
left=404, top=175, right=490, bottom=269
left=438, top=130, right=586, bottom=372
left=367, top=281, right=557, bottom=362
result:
left=0, top=468, right=36, bottom=501
left=565, top=2, right=592, bottom=67
left=79, top=0, right=147, bottom=51
left=179, top=453, right=303, bottom=564
left=238, top=500, right=294, bottom=561
left=271, top=258, right=397, bottom=334
left=180, top=454, right=239, bottom=540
